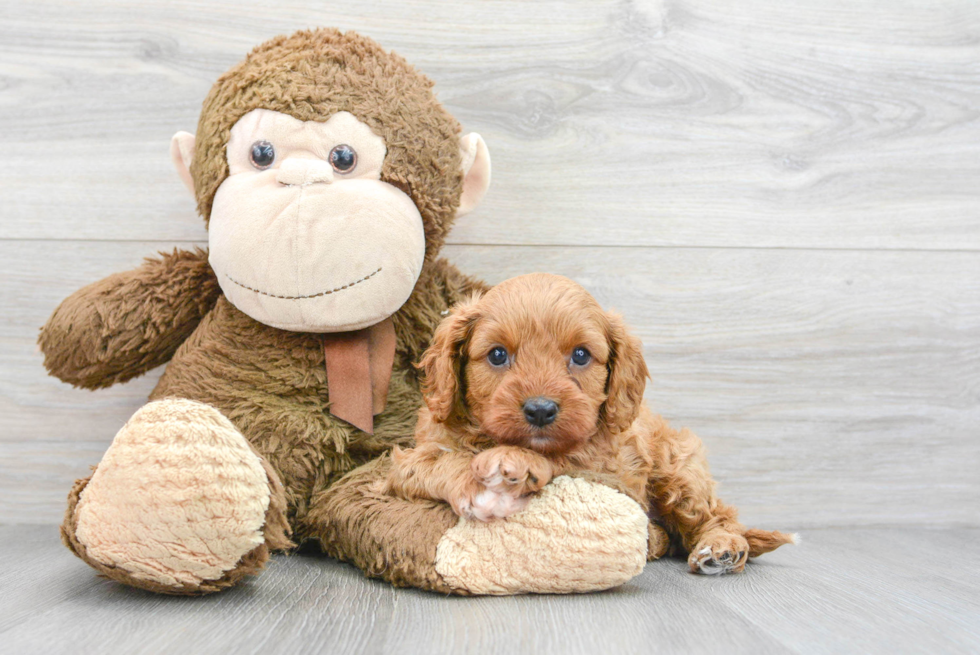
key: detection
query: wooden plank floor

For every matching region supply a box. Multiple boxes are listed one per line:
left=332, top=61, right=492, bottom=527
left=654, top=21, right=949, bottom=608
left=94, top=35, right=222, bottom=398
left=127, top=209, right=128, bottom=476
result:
left=0, top=525, right=977, bottom=655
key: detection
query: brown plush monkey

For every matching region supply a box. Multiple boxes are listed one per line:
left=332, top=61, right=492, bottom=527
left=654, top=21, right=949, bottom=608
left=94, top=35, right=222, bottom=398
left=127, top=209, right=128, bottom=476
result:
left=40, top=29, right=650, bottom=595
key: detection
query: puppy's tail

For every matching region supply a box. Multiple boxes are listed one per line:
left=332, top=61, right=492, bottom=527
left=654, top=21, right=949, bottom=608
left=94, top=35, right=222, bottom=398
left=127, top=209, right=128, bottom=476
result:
left=744, top=529, right=799, bottom=558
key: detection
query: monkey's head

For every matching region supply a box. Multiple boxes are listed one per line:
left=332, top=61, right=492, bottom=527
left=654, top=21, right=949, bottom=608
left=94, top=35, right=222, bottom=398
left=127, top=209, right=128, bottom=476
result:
left=169, top=29, right=490, bottom=333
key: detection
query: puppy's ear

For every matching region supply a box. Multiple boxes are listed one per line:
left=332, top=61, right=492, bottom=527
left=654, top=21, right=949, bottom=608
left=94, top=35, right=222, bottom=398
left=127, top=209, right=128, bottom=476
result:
left=419, top=294, right=483, bottom=424
left=601, top=312, right=649, bottom=433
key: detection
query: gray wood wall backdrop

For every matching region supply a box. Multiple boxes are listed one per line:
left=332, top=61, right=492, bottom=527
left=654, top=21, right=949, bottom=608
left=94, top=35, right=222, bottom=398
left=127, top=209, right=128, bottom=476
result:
left=1, top=0, right=977, bottom=528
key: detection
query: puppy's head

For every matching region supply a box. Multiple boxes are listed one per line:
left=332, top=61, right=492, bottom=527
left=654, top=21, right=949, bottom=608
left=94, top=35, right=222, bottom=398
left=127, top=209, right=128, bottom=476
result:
left=419, top=273, right=648, bottom=456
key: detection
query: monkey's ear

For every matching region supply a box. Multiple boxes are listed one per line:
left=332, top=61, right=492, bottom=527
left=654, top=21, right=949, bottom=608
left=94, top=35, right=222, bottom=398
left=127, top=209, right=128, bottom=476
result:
left=170, top=131, right=196, bottom=195
left=457, top=133, right=491, bottom=217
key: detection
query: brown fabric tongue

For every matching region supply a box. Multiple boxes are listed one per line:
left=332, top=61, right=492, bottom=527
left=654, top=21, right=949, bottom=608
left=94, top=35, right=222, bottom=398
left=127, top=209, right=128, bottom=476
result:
left=322, top=318, right=396, bottom=434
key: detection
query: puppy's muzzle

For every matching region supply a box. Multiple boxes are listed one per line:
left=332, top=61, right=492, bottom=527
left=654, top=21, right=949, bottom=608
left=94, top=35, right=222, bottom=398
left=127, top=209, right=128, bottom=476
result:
left=523, top=397, right=559, bottom=427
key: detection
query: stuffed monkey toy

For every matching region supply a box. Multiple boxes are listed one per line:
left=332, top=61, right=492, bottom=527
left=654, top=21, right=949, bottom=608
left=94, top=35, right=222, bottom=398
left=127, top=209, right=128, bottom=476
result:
left=39, top=29, right=652, bottom=595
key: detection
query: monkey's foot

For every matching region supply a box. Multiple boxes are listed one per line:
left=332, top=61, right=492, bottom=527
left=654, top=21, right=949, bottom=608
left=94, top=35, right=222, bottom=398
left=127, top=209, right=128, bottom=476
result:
left=62, top=399, right=291, bottom=594
left=434, top=476, right=649, bottom=594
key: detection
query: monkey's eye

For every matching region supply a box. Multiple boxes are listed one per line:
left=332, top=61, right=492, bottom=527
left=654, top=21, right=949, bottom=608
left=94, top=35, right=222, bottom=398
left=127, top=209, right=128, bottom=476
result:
left=329, top=144, right=357, bottom=173
left=487, top=346, right=509, bottom=367
left=249, top=141, right=276, bottom=170
left=571, top=347, right=591, bottom=367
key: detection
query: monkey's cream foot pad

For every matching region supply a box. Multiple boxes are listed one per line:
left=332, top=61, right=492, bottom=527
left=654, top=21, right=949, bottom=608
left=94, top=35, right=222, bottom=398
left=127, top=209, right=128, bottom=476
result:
left=434, top=476, right=649, bottom=594
left=72, top=399, right=273, bottom=589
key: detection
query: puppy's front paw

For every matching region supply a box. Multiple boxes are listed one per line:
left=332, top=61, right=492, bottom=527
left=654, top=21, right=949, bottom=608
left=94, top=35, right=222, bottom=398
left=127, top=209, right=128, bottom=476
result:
left=471, top=446, right=553, bottom=497
left=450, top=480, right=528, bottom=522
left=449, top=448, right=554, bottom=522
left=689, top=532, right=749, bottom=575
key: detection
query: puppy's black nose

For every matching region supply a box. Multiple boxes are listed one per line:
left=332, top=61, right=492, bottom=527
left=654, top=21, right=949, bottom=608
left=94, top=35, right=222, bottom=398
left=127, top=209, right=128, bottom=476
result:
left=523, top=397, right=558, bottom=427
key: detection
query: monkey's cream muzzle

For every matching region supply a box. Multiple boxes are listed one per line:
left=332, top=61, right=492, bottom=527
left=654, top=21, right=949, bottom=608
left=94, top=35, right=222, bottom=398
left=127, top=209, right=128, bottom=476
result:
left=207, top=109, right=426, bottom=333
left=275, top=157, right=338, bottom=187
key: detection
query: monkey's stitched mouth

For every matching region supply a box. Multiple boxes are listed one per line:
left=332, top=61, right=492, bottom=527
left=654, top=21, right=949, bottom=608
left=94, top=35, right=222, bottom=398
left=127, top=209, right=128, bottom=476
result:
left=224, top=267, right=382, bottom=300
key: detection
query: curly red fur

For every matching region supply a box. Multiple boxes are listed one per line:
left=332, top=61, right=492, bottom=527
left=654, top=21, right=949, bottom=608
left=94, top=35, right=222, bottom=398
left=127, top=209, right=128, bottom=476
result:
left=387, top=273, right=795, bottom=571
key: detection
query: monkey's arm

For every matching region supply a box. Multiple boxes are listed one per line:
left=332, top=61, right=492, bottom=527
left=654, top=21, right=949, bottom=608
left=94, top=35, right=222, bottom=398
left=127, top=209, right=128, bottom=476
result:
left=39, top=248, right=221, bottom=389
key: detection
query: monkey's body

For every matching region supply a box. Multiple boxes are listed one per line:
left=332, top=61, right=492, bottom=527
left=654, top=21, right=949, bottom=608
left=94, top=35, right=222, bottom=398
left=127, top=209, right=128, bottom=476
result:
left=149, top=259, right=483, bottom=534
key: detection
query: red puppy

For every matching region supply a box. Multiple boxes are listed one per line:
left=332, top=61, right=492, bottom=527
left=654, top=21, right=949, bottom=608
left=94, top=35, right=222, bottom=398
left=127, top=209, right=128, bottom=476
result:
left=385, top=273, right=795, bottom=574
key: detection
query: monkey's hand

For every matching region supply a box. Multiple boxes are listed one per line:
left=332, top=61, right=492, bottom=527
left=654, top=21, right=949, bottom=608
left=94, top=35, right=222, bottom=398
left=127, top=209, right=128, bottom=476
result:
left=39, top=248, right=220, bottom=389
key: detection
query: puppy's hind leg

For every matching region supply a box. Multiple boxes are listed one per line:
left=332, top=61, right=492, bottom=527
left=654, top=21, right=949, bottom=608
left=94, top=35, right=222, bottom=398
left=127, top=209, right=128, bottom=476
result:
left=690, top=528, right=798, bottom=574
left=645, top=420, right=792, bottom=574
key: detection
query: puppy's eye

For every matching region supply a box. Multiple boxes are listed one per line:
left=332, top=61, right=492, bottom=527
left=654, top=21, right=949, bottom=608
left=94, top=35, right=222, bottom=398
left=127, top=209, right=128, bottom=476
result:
left=487, top=346, right=509, bottom=367
left=571, top=347, right=591, bottom=366
left=329, top=144, right=357, bottom=173
left=249, top=140, right=276, bottom=169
